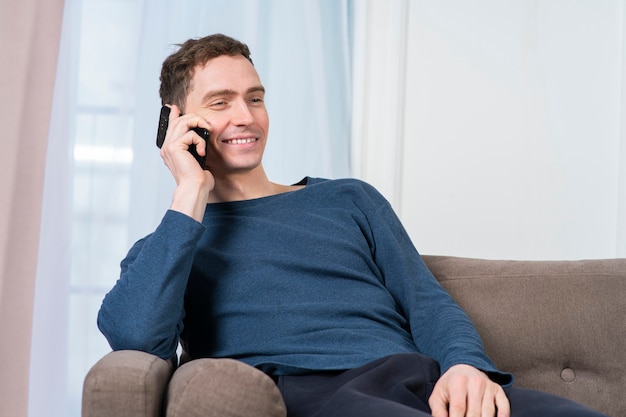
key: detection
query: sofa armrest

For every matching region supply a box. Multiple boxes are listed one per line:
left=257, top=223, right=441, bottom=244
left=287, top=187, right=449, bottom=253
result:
left=423, top=256, right=626, bottom=417
left=82, top=350, right=176, bottom=417
left=166, top=358, right=287, bottom=417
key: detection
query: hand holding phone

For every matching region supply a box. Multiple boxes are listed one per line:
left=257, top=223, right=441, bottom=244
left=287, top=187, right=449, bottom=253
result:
left=156, top=106, right=210, bottom=170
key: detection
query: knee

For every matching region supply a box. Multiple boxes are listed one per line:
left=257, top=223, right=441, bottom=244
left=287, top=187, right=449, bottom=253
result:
left=166, top=358, right=286, bottom=417
left=505, top=387, right=609, bottom=417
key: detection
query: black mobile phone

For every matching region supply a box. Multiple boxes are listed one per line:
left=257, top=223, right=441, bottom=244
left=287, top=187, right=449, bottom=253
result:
left=156, top=105, right=210, bottom=169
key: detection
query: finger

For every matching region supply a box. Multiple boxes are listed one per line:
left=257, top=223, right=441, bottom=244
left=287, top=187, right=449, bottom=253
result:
left=463, top=379, right=486, bottom=417
left=161, top=104, right=185, bottom=147
left=169, top=114, right=209, bottom=147
left=164, top=103, right=210, bottom=133
left=191, top=129, right=207, bottom=157
left=448, top=396, right=467, bottom=417
left=495, top=387, right=511, bottom=417
left=168, top=104, right=181, bottom=119
left=449, top=375, right=475, bottom=417
left=191, top=115, right=211, bottom=131
left=428, top=384, right=451, bottom=417
left=160, top=129, right=203, bottom=164
left=428, top=393, right=450, bottom=417
left=480, top=387, right=496, bottom=417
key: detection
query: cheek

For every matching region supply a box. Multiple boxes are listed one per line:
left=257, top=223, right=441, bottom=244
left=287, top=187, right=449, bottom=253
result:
left=255, top=110, right=269, bottom=132
left=207, top=121, right=228, bottom=142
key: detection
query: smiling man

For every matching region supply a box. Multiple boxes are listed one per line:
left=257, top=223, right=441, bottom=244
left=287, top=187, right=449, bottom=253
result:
left=98, top=34, right=608, bottom=417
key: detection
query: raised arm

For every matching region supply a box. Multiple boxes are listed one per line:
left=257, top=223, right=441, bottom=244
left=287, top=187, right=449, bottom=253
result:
left=98, top=104, right=214, bottom=358
left=97, top=211, right=205, bottom=359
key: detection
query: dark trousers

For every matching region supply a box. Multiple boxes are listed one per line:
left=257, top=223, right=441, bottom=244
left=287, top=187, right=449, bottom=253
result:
left=275, top=353, right=608, bottom=417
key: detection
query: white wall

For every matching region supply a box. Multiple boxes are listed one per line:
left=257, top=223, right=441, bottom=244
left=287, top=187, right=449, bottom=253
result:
left=353, top=0, right=626, bottom=260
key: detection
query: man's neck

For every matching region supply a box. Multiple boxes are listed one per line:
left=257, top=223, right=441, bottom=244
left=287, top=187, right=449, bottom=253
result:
left=208, top=167, right=288, bottom=203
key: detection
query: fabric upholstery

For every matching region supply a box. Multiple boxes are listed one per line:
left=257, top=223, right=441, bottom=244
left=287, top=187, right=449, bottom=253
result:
left=423, top=256, right=625, bottom=417
left=83, top=256, right=626, bottom=417
left=165, top=358, right=286, bottom=417
left=82, top=350, right=175, bottom=417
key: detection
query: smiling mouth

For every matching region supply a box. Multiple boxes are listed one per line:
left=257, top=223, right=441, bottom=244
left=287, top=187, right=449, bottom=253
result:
left=222, top=138, right=258, bottom=145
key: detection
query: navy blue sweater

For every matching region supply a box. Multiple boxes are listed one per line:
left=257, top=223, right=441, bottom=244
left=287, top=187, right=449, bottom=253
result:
left=98, top=177, right=511, bottom=383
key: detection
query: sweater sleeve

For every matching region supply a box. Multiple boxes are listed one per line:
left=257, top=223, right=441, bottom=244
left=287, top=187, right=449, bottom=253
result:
left=97, top=210, right=206, bottom=359
left=367, top=197, right=513, bottom=386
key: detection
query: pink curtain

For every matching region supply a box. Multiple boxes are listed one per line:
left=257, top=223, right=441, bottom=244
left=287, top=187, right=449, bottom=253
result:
left=0, top=0, right=65, bottom=415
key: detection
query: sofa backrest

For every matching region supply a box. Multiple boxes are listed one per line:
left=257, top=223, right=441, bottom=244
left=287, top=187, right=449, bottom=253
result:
left=423, top=255, right=626, bottom=417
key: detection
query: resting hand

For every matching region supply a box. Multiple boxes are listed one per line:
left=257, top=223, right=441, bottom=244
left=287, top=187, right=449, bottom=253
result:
left=429, top=364, right=510, bottom=417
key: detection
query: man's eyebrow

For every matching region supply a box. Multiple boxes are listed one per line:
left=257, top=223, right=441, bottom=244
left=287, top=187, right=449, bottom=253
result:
left=202, top=85, right=265, bottom=103
left=248, top=85, right=266, bottom=95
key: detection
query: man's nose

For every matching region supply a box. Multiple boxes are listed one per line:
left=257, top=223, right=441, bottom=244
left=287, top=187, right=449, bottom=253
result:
left=232, top=99, right=254, bottom=125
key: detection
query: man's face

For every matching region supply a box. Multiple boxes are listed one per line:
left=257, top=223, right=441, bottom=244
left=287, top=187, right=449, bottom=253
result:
left=184, top=54, right=269, bottom=175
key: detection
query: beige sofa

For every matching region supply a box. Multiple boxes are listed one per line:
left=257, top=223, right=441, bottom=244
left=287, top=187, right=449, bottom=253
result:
left=83, top=256, right=625, bottom=417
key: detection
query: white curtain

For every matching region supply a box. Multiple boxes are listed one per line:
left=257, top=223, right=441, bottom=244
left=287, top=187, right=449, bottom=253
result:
left=29, top=1, right=353, bottom=416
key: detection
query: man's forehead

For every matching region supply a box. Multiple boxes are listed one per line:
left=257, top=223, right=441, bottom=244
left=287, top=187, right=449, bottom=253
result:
left=196, top=54, right=256, bottom=73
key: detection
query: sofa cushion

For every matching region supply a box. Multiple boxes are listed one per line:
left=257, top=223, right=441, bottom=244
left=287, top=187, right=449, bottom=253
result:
left=422, top=255, right=626, bottom=417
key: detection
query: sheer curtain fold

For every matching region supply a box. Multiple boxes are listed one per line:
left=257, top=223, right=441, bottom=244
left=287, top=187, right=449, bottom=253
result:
left=0, top=0, right=65, bottom=416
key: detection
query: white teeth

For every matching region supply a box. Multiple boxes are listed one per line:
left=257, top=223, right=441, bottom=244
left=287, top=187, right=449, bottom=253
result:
left=225, top=138, right=256, bottom=144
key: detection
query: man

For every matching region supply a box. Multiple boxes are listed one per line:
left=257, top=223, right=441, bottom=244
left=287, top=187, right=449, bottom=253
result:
left=98, top=34, right=606, bottom=417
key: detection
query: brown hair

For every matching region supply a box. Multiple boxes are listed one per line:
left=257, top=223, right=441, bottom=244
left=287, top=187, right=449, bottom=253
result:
left=159, top=34, right=253, bottom=111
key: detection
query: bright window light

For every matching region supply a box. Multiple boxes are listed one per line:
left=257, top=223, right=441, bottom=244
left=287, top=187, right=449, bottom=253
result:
left=73, top=145, right=134, bottom=164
